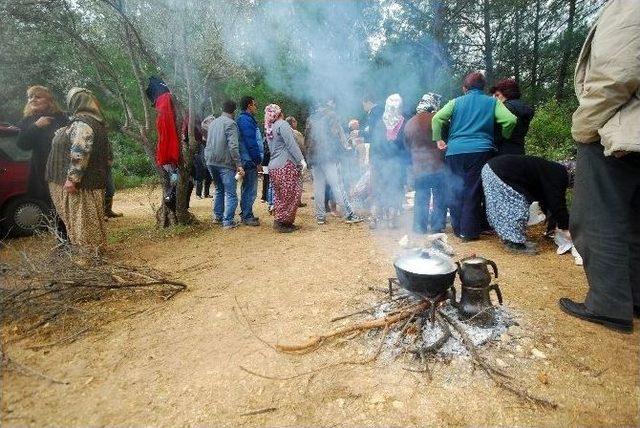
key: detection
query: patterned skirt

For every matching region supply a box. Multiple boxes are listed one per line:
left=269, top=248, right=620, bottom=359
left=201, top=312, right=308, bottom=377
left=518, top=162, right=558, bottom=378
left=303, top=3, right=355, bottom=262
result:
left=270, top=161, right=302, bottom=224
left=49, top=182, right=107, bottom=254
left=481, top=164, right=528, bottom=244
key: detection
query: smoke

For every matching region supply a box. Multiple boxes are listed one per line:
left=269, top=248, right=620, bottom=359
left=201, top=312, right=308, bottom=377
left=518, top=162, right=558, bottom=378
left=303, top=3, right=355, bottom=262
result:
left=216, top=1, right=449, bottom=117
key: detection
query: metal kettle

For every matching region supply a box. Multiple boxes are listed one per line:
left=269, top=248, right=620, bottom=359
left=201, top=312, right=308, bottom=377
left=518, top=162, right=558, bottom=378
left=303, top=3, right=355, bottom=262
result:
left=455, top=256, right=502, bottom=326
left=457, top=255, right=498, bottom=288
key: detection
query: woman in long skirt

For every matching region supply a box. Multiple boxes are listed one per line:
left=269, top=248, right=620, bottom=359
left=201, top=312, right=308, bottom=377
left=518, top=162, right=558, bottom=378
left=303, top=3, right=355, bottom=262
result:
left=264, top=104, right=307, bottom=233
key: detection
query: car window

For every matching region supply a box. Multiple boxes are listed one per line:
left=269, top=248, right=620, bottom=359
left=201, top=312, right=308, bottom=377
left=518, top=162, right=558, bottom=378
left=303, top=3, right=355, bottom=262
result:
left=0, top=135, right=32, bottom=162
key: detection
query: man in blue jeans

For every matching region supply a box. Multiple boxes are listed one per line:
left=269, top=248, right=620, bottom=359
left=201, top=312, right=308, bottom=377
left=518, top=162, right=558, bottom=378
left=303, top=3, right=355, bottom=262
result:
left=305, top=100, right=363, bottom=225
left=204, top=100, right=245, bottom=229
left=237, top=96, right=262, bottom=226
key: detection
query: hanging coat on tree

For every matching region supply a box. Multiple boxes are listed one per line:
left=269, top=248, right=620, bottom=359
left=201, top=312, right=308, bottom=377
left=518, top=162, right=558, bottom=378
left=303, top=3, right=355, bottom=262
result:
left=145, top=77, right=179, bottom=167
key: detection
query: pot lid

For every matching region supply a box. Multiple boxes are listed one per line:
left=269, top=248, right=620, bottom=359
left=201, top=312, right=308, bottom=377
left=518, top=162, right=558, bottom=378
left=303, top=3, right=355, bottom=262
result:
left=394, top=250, right=457, bottom=275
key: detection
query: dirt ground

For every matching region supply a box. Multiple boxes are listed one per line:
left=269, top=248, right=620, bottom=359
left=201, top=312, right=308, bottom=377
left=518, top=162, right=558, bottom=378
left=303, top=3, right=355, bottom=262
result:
left=1, top=183, right=639, bottom=426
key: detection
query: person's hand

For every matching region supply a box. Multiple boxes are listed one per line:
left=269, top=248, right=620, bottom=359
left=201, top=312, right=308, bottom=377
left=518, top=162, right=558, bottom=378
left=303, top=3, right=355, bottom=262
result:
left=613, top=150, right=629, bottom=158
left=34, top=116, right=54, bottom=128
left=300, top=159, right=308, bottom=173
left=63, top=179, right=77, bottom=193
left=236, top=166, right=245, bottom=177
left=436, top=140, right=447, bottom=151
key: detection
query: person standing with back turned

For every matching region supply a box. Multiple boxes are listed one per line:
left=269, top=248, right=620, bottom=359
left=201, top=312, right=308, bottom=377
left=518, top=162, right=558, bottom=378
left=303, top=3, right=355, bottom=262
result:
left=431, top=72, right=517, bottom=241
left=559, top=0, right=640, bottom=333
left=237, top=96, right=262, bottom=226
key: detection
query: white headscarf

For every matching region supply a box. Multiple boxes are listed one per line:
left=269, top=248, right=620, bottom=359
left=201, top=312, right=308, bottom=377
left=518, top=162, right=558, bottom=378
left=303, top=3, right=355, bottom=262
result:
left=416, top=92, right=442, bottom=113
left=382, top=94, right=403, bottom=130
left=382, top=94, right=404, bottom=141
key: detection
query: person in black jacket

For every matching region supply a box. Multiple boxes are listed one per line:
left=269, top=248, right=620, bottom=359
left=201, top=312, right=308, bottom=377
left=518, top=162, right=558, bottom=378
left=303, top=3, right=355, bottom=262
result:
left=481, top=155, right=570, bottom=254
left=490, top=79, right=535, bottom=156
left=16, top=86, right=69, bottom=204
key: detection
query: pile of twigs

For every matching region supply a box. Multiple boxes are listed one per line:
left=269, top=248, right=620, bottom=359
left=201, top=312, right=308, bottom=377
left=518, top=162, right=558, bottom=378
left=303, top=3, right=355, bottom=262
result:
left=1, top=246, right=187, bottom=346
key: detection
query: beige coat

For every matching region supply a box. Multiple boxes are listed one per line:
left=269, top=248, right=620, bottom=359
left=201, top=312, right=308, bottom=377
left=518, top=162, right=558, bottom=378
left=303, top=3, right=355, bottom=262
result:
left=572, top=0, right=640, bottom=155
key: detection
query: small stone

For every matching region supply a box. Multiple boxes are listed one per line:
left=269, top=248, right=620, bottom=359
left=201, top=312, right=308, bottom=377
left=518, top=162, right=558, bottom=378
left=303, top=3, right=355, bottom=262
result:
left=336, top=398, right=346, bottom=408
left=392, top=400, right=404, bottom=409
left=508, top=325, right=524, bottom=337
left=514, top=345, right=525, bottom=356
left=495, top=358, right=508, bottom=368
left=537, top=372, right=550, bottom=385
left=531, top=348, right=547, bottom=359
left=368, top=392, right=385, bottom=404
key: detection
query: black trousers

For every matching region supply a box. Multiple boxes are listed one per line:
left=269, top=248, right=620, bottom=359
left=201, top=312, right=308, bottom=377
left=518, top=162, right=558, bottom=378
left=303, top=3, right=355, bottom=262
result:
left=446, top=151, right=493, bottom=238
left=195, top=172, right=212, bottom=197
left=571, top=143, right=640, bottom=321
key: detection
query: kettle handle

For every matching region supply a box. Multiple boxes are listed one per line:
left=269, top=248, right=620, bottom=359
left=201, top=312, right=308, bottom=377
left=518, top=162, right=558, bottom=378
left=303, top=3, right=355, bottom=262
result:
left=487, top=259, right=498, bottom=279
left=489, top=283, right=503, bottom=305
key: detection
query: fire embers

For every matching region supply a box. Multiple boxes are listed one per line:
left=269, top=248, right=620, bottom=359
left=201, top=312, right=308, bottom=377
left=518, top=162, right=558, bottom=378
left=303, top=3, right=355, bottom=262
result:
left=372, top=292, right=516, bottom=362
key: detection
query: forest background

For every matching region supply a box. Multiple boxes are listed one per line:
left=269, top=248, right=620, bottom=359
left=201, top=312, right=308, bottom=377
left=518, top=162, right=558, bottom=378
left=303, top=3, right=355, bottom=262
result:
left=0, top=0, right=603, bottom=191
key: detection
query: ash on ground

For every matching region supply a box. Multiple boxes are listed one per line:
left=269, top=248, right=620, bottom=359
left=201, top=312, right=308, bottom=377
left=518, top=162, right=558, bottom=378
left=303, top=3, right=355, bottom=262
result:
left=370, top=294, right=518, bottom=361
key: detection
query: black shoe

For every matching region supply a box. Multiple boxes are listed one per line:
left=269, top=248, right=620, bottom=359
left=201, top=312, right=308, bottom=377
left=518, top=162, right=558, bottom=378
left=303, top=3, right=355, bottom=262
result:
left=274, top=221, right=297, bottom=233
left=558, top=298, right=633, bottom=333
left=504, top=240, right=538, bottom=255
left=242, top=217, right=260, bottom=226
left=634, top=305, right=640, bottom=319
left=459, top=235, right=479, bottom=242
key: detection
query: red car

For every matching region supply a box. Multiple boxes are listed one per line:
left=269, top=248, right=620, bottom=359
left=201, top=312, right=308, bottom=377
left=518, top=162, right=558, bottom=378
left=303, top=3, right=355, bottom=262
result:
left=0, top=123, right=48, bottom=236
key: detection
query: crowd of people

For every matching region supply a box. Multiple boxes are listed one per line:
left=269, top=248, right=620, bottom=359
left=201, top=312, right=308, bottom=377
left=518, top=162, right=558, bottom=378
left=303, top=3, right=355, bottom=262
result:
left=1, top=0, right=638, bottom=333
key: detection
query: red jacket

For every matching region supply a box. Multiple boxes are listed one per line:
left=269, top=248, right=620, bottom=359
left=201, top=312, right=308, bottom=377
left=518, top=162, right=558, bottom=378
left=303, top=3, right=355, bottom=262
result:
left=155, top=92, right=180, bottom=166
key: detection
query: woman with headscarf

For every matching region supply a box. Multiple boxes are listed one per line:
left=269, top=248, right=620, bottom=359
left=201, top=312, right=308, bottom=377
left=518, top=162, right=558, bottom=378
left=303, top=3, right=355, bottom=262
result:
left=404, top=93, right=446, bottom=234
left=16, top=86, right=69, bottom=204
left=369, top=93, right=407, bottom=229
left=264, top=104, right=306, bottom=233
left=46, top=88, right=111, bottom=257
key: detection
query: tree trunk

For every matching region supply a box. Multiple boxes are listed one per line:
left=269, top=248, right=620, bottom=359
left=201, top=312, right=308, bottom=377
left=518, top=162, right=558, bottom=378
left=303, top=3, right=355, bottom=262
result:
left=174, top=4, right=196, bottom=225
left=513, top=4, right=522, bottom=82
left=556, top=0, right=576, bottom=101
left=482, top=0, right=494, bottom=85
left=530, top=0, right=542, bottom=104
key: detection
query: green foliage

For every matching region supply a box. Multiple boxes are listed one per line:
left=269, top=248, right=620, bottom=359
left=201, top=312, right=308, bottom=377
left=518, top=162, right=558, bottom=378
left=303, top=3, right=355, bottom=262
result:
left=109, top=132, right=156, bottom=189
left=525, top=99, right=577, bottom=160
left=217, top=75, right=308, bottom=127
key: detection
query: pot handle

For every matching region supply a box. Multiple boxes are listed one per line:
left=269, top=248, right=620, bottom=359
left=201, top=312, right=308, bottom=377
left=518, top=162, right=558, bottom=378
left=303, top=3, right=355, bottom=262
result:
left=489, top=283, right=503, bottom=305
left=487, top=259, right=498, bottom=279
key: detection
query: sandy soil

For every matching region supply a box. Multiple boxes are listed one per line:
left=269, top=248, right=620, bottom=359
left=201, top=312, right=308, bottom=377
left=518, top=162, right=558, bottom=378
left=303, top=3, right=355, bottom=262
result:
left=1, top=183, right=639, bottom=426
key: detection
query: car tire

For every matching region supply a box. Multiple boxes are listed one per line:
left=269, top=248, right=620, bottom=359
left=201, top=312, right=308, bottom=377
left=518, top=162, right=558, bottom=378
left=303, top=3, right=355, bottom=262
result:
left=1, top=197, right=48, bottom=237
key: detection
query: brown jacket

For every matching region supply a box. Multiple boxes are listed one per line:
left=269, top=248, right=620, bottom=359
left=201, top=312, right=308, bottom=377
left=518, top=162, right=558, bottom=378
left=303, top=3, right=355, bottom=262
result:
left=572, top=0, right=640, bottom=155
left=404, top=111, right=444, bottom=174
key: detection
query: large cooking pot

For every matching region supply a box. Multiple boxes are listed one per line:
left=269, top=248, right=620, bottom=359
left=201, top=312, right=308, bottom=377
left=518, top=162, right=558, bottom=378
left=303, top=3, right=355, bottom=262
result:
left=393, top=250, right=458, bottom=297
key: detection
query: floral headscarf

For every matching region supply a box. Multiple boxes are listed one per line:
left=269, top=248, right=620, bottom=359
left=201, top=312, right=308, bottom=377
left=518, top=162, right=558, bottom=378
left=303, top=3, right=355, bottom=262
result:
left=66, top=87, right=104, bottom=123
left=416, top=92, right=442, bottom=113
left=264, top=104, right=282, bottom=141
left=382, top=94, right=404, bottom=141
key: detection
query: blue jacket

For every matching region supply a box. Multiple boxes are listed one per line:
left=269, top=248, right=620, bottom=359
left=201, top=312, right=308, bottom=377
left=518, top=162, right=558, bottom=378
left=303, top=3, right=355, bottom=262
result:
left=237, top=111, right=262, bottom=169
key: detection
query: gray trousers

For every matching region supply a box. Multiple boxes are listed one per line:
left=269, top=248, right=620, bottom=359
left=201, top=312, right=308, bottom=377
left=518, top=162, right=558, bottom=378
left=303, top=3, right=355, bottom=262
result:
left=312, top=162, right=354, bottom=220
left=571, top=143, right=640, bottom=321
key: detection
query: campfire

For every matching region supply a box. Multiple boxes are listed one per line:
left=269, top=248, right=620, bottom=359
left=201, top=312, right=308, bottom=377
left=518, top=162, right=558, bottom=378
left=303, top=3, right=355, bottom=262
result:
left=240, top=238, right=556, bottom=409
